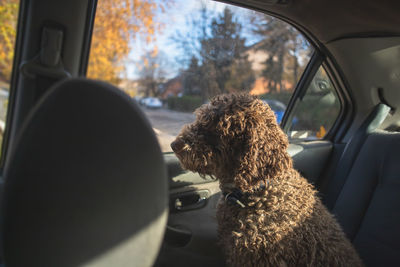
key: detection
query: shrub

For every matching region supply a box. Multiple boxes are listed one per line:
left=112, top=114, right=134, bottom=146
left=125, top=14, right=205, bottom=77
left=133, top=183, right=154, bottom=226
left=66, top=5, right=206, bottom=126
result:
left=259, top=92, right=292, bottom=106
left=260, top=91, right=340, bottom=134
left=167, top=95, right=203, bottom=112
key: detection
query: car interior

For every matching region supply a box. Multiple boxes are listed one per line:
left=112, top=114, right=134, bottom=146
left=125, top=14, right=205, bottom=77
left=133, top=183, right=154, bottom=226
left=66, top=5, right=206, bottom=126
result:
left=0, top=0, right=399, bottom=266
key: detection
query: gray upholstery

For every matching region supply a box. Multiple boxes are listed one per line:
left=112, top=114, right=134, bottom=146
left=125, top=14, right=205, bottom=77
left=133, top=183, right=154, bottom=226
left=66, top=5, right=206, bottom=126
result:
left=321, top=103, right=391, bottom=210
left=333, top=132, right=400, bottom=266
left=0, top=78, right=168, bottom=267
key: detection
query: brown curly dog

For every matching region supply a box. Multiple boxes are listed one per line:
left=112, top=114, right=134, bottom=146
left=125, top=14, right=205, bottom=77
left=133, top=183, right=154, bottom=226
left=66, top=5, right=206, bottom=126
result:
left=171, top=93, right=362, bottom=267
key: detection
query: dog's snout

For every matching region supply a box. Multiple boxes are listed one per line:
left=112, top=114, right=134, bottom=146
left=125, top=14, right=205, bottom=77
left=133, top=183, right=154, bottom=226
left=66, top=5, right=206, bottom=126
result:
left=171, top=139, right=185, bottom=153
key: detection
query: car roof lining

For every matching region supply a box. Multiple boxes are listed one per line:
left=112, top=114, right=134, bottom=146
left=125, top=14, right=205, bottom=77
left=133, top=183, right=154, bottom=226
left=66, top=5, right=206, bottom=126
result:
left=218, top=0, right=400, bottom=138
left=327, top=37, right=400, bottom=131
left=219, top=0, right=400, bottom=44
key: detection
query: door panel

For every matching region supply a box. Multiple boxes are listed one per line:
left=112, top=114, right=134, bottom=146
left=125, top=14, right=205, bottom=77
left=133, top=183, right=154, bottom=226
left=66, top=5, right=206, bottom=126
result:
left=165, top=153, right=215, bottom=189
left=289, top=140, right=333, bottom=184
left=156, top=180, right=225, bottom=267
left=156, top=142, right=334, bottom=266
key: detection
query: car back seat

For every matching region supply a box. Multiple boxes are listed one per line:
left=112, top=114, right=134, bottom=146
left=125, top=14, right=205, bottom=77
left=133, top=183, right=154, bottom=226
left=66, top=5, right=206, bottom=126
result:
left=314, top=103, right=399, bottom=265
left=319, top=103, right=391, bottom=210
left=332, top=131, right=400, bottom=266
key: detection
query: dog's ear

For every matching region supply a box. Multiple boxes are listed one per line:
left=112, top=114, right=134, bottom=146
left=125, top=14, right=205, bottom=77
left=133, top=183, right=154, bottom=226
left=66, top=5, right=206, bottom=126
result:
left=217, top=100, right=292, bottom=191
left=213, top=110, right=250, bottom=181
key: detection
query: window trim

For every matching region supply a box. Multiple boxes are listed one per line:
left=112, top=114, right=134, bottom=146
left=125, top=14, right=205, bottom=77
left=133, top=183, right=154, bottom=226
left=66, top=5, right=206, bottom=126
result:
left=281, top=51, right=325, bottom=134
left=281, top=52, right=351, bottom=142
left=216, top=1, right=353, bottom=142
left=0, top=0, right=27, bottom=168
left=321, top=57, right=354, bottom=143
left=79, top=0, right=98, bottom=76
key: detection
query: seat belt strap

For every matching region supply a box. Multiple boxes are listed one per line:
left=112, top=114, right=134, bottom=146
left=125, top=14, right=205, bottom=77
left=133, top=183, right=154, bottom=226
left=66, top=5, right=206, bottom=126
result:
left=20, top=26, right=71, bottom=101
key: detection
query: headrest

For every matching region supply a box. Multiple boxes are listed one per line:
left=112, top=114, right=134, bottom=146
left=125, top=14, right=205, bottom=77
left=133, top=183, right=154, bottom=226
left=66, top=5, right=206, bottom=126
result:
left=1, top=78, right=168, bottom=266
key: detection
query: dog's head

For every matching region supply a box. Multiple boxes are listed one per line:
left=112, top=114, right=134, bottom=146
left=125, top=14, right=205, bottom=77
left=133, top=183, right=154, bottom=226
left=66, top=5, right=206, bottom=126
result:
left=171, top=93, right=292, bottom=191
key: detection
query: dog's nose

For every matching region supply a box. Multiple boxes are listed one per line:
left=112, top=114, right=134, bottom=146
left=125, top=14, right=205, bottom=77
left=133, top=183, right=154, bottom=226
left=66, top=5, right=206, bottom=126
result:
left=171, top=139, right=185, bottom=153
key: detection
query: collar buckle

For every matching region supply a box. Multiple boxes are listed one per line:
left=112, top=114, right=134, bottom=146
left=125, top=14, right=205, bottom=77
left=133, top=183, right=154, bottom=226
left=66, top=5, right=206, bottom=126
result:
left=222, top=181, right=269, bottom=208
left=225, top=191, right=246, bottom=208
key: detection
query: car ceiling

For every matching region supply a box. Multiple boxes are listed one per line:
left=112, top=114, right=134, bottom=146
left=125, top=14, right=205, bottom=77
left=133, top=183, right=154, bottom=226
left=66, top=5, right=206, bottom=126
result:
left=221, top=0, right=400, bottom=44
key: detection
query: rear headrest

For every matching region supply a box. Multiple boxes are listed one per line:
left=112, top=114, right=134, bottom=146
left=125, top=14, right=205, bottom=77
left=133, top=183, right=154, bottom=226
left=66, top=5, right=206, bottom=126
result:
left=1, top=78, right=168, bottom=267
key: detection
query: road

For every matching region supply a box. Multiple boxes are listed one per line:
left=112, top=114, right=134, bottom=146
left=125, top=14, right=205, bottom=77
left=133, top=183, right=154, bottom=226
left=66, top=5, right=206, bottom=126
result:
left=141, top=107, right=196, bottom=152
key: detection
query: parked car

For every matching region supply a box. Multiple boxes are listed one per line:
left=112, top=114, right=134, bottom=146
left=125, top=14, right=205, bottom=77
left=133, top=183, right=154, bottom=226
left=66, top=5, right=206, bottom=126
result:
left=140, top=97, right=163, bottom=109
left=262, top=99, right=298, bottom=125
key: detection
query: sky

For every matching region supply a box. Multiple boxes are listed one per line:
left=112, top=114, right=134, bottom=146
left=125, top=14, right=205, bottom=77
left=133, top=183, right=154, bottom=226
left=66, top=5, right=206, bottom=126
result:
left=125, top=0, right=260, bottom=79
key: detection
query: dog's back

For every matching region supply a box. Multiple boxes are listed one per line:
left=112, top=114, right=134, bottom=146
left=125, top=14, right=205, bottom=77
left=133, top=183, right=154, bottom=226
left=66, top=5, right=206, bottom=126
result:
left=217, top=169, right=363, bottom=267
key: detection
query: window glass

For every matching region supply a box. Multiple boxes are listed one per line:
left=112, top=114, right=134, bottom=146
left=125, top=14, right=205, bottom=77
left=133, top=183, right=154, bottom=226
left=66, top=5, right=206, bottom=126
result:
left=288, top=66, right=341, bottom=140
left=0, top=0, right=19, bottom=156
left=88, top=0, right=313, bottom=152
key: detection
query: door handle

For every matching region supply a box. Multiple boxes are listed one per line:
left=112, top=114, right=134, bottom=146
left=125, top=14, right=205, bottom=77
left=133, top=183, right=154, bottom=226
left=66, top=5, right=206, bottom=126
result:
left=175, top=195, right=206, bottom=211
left=170, top=190, right=209, bottom=212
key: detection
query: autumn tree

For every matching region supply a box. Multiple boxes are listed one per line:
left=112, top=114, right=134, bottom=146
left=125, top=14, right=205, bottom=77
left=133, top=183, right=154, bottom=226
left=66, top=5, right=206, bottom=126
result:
left=87, top=0, right=171, bottom=85
left=0, top=0, right=19, bottom=84
left=182, top=56, right=202, bottom=96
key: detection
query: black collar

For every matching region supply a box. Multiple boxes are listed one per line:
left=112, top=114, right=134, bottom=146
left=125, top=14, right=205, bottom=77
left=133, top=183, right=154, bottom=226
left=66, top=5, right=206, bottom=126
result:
left=222, top=181, right=267, bottom=208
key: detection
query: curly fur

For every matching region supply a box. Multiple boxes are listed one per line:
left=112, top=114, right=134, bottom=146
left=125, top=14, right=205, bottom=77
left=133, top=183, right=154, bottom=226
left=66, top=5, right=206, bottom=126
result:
left=172, top=93, right=362, bottom=266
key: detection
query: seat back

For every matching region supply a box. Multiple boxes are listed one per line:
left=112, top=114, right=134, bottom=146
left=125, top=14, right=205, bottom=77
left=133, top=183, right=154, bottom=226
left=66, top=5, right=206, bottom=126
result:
left=320, top=103, right=391, bottom=210
left=333, top=131, right=400, bottom=266
left=1, top=78, right=168, bottom=267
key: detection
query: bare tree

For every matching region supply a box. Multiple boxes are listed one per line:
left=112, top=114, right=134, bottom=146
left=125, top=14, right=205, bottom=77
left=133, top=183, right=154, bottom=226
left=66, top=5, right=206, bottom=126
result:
left=137, top=50, right=169, bottom=97
left=171, top=2, right=213, bottom=67
left=250, top=15, right=311, bottom=92
left=173, top=6, right=255, bottom=100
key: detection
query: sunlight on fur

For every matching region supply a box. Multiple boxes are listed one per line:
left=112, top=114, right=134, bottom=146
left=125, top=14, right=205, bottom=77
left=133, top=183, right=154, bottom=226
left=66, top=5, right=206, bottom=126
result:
left=171, top=93, right=362, bottom=266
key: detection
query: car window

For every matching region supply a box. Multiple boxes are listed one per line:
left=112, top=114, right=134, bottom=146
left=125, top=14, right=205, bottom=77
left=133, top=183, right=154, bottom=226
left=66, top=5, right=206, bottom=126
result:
left=0, top=0, right=19, bottom=158
left=288, top=66, right=341, bottom=140
left=87, top=0, right=313, bottom=152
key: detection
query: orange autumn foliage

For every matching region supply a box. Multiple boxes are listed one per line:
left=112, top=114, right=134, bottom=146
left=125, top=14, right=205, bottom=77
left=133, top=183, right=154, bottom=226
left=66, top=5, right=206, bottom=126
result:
left=0, top=0, right=19, bottom=83
left=87, top=0, right=171, bottom=85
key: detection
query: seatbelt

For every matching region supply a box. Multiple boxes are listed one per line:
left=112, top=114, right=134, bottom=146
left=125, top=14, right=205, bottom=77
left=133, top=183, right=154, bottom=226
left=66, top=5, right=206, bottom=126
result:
left=20, top=26, right=71, bottom=102
left=322, top=103, right=391, bottom=210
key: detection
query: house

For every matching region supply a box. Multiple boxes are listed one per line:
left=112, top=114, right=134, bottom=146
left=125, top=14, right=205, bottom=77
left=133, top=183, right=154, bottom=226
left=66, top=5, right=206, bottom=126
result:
left=244, top=40, right=298, bottom=95
left=160, top=76, right=183, bottom=100
left=245, top=40, right=270, bottom=76
left=250, top=77, right=294, bottom=95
